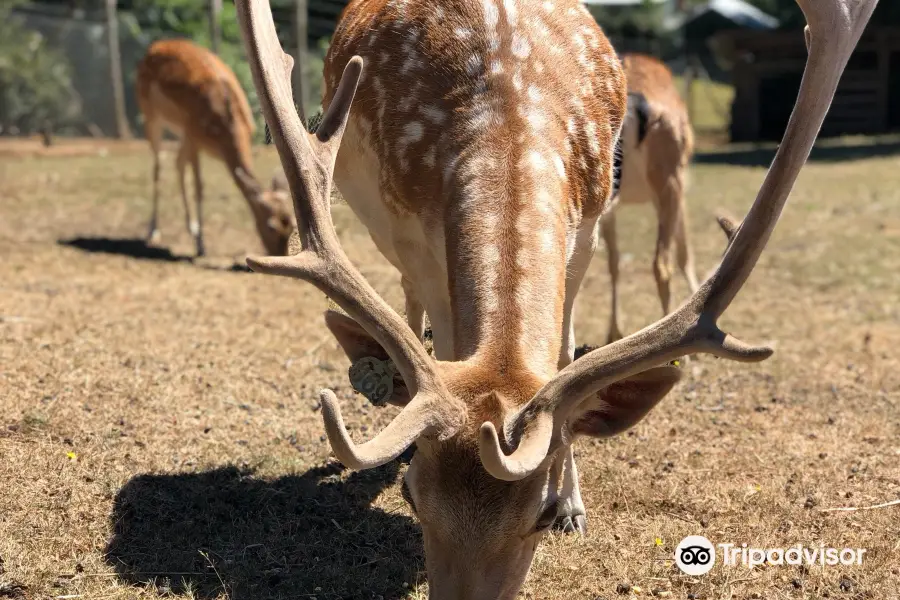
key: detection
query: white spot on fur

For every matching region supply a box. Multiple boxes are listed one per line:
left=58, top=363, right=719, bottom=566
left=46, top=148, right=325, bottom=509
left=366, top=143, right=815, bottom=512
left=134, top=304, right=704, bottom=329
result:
left=398, top=82, right=422, bottom=113
left=511, top=33, right=531, bottom=59
left=401, top=55, right=420, bottom=75
left=543, top=0, right=554, bottom=11
left=423, top=146, right=436, bottom=168
left=535, top=61, right=545, bottom=73
left=467, top=103, right=502, bottom=131
left=552, top=153, right=566, bottom=179
left=396, top=121, right=425, bottom=170
left=586, top=121, right=600, bottom=156
left=490, top=60, right=504, bottom=75
left=524, top=106, right=547, bottom=131
left=527, top=85, right=542, bottom=102
left=466, top=54, right=483, bottom=76
left=573, top=33, right=586, bottom=52
left=539, top=226, right=556, bottom=253
left=536, top=189, right=555, bottom=214
left=528, top=150, right=547, bottom=170
left=503, top=0, right=518, bottom=24
left=443, top=154, right=461, bottom=185
left=484, top=0, right=499, bottom=28
left=401, top=121, right=425, bottom=145
left=454, top=27, right=472, bottom=40
left=420, top=105, right=447, bottom=124
left=512, top=72, right=524, bottom=91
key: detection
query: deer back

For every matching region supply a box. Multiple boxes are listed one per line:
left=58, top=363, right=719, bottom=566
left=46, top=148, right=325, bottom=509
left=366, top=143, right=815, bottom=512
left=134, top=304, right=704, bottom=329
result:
left=136, top=39, right=256, bottom=169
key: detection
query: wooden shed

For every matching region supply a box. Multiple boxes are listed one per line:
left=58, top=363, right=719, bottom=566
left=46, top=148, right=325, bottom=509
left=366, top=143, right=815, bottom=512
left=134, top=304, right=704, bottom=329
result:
left=723, top=26, right=900, bottom=141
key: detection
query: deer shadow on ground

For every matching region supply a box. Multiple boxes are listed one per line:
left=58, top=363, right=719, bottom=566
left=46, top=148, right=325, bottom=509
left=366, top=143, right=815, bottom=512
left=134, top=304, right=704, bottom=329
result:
left=105, top=461, right=422, bottom=600
left=694, top=138, right=900, bottom=168
left=57, top=237, right=252, bottom=272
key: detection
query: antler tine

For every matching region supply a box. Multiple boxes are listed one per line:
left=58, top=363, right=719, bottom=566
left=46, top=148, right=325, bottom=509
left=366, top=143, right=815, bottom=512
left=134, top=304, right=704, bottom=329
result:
left=235, top=0, right=462, bottom=468
left=717, top=215, right=739, bottom=242
left=479, top=0, right=879, bottom=481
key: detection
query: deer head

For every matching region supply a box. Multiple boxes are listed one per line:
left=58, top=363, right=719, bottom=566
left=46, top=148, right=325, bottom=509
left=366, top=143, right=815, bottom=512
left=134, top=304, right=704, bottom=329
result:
left=235, top=0, right=878, bottom=596
left=235, top=166, right=296, bottom=255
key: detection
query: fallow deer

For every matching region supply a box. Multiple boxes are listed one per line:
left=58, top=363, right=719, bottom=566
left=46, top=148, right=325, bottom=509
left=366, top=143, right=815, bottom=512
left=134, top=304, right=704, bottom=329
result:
left=136, top=38, right=295, bottom=257
left=602, top=53, right=699, bottom=343
left=236, top=0, right=877, bottom=596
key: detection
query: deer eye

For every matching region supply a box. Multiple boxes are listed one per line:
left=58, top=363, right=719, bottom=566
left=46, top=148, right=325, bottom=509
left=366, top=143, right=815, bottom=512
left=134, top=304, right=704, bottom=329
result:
left=535, top=502, right=558, bottom=532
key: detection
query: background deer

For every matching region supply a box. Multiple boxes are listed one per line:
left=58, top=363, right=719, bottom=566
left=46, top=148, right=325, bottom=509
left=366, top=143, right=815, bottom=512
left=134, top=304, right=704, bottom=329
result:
left=136, top=38, right=295, bottom=257
left=602, top=53, right=698, bottom=343
left=235, top=0, right=877, bottom=596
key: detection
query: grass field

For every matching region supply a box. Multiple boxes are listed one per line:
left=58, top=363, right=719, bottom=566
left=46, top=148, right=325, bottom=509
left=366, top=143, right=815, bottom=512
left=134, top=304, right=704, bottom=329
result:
left=1, top=138, right=899, bottom=600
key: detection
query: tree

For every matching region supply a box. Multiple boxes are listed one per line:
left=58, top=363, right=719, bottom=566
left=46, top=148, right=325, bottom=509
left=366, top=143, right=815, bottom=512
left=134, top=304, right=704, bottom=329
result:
left=106, top=0, right=132, bottom=138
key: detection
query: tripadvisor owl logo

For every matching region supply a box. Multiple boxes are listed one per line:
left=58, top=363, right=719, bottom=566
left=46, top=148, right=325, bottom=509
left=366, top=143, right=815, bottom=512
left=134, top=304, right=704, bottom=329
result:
left=673, top=536, right=868, bottom=575
left=675, top=535, right=716, bottom=575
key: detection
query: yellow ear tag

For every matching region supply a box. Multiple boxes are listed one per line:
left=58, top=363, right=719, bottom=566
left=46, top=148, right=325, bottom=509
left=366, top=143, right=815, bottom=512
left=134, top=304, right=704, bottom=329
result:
left=349, top=356, right=398, bottom=406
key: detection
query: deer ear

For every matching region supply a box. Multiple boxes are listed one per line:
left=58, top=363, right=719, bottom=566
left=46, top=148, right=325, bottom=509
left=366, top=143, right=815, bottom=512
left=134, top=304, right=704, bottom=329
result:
left=323, top=310, right=411, bottom=406
left=568, top=366, right=681, bottom=438
left=324, top=309, right=390, bottom=362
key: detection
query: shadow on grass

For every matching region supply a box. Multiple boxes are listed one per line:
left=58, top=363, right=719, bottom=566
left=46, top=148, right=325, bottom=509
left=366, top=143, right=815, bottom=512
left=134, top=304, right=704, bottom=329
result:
left=694, top=138, right=900, bottom=168
left=57, top=237, right=252, bottom=272
left=105, top=462, right=421, bottom=600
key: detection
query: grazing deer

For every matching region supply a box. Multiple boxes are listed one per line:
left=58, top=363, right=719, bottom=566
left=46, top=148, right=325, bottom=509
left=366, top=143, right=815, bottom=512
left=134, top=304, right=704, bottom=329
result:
left=236, top=0, right=876, bottom=596
left=136, top=38, right=295, bottom=257
left=602, top=53, right=699, bottom=343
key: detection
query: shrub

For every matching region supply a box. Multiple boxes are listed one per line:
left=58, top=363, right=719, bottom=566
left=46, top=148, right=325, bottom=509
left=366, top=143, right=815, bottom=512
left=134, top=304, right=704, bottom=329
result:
left=0, top=0, right=79, bottom=135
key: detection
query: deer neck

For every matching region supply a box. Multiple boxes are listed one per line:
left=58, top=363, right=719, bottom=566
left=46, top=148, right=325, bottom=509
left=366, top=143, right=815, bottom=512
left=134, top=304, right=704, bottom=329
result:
left=445, top=139, right=569, bottom=381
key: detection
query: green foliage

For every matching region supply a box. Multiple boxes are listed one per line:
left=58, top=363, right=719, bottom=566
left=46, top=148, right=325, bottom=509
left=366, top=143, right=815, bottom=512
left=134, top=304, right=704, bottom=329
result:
left=587, top=0, right=671, bottom=37
left=0, top=0, right=78, bottom=134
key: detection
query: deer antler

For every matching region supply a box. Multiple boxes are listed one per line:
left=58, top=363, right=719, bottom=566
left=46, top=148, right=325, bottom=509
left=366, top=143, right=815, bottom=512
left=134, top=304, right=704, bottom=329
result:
left=235, top=0, right=463, bottom=469
left=480, top=0, right=880, bottom=481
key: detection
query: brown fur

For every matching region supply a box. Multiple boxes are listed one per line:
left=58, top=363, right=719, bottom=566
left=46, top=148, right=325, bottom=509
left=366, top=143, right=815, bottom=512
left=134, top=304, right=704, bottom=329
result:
left=136, top=39, right=294, bottom=256
left=324, top=0, right=626, bottom=379
left=602, top=53, right=699, bottom=342
left=314, top=0, right=632, bottom=596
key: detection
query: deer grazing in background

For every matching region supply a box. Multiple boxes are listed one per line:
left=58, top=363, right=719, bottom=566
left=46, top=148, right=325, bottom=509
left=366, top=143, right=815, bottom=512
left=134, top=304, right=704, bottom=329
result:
left=602, top=53, right=699, bottom=343
left=136, top=38, right=295, bottom=257
left=236, top=0, right=877, bottom=596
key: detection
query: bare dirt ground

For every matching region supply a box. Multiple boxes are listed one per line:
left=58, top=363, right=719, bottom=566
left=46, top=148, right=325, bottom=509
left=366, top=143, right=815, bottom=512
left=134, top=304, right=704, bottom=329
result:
left=1, top=139, right=898, bottom=600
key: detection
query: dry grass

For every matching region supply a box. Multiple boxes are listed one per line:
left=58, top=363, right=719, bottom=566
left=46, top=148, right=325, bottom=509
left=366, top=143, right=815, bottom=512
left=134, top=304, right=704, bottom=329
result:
left=1, top=138, right=899, bottom=600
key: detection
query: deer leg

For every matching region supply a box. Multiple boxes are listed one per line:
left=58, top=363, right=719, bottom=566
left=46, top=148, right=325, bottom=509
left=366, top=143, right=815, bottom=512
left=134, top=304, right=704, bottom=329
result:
left=674, top=185, right=699, bottom=294
left=189, top=146, right=205, bottom=257
left=175, top=141, right=198, bottom=253
left=600, top=210, right=623, bottom=344
left=652, top=178, right=681, bottom=316
left=145, top=117, right=163, bottom=244
left=401, top=275, right=425, bottom=342
left=559, top=217, right=598, bottom=370
left=553, top=446, right=587, bottom=534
